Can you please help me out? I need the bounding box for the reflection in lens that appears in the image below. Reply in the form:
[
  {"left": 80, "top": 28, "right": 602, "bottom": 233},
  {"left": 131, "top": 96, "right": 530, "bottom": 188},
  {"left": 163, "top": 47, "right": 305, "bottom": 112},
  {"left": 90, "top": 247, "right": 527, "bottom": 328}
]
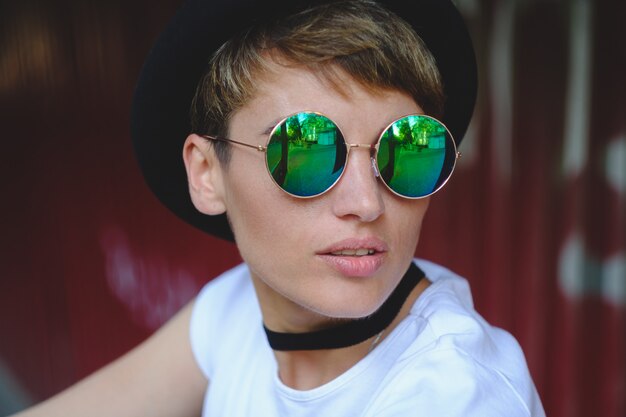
[
  {"left": 266, "top": 112, "right": 346, "bottom": 197},
  {"left": 377, "top": 115, "right": 455, "bottom": 198}
]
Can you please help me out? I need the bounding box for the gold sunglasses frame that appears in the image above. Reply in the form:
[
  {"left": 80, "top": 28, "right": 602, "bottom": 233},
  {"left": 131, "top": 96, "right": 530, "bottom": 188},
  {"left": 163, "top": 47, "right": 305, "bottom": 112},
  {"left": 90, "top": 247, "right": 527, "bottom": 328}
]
[{"left": 201, "top": 112, "right": 460, "bottom": 199}]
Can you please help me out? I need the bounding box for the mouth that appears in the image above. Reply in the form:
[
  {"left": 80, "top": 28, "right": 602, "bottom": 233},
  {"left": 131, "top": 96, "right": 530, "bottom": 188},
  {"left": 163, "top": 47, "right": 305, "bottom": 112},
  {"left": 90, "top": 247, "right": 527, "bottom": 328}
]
[
  {"left": 320, "top": 237, "right": 388, "bottom": 257},
  {"left": 317, "top": 238, "right": 387, "bottom": 277},
  {"left": 330, "top": 249, "right": 377, "bottom": 256}
]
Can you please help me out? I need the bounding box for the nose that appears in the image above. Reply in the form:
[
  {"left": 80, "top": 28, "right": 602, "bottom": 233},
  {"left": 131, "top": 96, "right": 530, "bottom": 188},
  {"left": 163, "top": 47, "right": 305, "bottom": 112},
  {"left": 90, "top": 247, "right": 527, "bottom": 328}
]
[{"left": 330, "top": 147, "right": 385, "bottom": 222}]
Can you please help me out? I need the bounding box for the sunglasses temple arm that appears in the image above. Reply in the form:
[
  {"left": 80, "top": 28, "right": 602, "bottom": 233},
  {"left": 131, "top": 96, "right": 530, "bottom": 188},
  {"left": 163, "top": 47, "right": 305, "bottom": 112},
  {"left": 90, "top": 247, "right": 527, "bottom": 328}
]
[{"left": 201, "top": 135, "right": 266, "bottom": 152}]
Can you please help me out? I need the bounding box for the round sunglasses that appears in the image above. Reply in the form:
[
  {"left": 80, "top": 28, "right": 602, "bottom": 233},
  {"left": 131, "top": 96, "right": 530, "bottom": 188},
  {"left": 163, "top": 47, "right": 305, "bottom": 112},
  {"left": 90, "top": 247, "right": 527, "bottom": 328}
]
[{"left": 202, "top": 112, "right": 459, "bottom": 199}]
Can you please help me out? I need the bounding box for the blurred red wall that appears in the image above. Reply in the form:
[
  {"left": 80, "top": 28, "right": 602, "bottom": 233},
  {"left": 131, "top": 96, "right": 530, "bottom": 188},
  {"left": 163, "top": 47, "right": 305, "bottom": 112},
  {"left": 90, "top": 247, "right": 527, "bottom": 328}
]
[{"left": 0, "top": 0, "right": 624, "bottom": 416}]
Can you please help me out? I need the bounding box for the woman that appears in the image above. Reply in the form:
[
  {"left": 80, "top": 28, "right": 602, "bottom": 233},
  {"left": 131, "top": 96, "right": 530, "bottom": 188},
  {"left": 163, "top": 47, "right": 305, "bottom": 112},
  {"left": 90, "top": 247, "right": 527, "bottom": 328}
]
[{"left": 14, "top": 0, "right": 545, "bottom": 416}]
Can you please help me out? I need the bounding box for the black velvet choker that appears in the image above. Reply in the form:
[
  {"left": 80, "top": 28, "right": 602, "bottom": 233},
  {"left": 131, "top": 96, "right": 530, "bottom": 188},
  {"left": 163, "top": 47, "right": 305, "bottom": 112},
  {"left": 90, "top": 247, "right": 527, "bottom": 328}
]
[{"left": 263, "top": 262, "right": 425, "bottom": 351}]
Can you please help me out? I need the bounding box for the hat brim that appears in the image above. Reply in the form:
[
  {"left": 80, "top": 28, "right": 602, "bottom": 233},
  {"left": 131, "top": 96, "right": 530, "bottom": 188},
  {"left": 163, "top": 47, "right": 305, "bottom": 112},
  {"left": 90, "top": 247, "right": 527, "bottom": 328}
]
[{"left": 131, "top": 0, "right": 477, "bottom": 241}]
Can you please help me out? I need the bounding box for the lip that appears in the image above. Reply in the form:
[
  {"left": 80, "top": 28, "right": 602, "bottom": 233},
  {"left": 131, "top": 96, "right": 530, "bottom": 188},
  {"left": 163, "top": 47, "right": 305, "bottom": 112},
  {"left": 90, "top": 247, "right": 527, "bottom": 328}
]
[{"left": 316, "top": 237, "right": 388, "bottom": 278}]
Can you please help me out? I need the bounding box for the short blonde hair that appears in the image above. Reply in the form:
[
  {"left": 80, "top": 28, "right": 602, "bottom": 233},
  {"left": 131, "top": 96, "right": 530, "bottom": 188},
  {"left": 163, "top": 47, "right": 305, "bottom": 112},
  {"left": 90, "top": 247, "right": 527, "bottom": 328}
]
[{"left": 191, "top": 0, "right": 444, "bottom": 163}]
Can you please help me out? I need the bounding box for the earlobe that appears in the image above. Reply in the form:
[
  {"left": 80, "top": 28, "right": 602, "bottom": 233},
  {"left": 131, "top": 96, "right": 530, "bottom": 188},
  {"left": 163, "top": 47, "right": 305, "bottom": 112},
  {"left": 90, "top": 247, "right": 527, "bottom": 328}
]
[{"left": 182, "top": 134, "right": 227, "bottom": 215}]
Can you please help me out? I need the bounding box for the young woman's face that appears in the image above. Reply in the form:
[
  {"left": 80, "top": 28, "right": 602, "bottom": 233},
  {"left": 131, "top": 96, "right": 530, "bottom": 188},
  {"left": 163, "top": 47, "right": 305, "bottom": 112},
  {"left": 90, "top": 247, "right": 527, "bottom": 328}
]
[{"left": 220, "top": 62, "right": 430, "bottom": 331}]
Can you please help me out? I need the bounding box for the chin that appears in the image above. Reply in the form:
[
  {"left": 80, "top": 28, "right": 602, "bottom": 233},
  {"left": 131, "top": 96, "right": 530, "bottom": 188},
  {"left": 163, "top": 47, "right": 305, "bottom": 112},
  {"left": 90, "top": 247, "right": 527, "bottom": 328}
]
[{"left": 305, "top": 292, "right": 386, "bottom": 320}]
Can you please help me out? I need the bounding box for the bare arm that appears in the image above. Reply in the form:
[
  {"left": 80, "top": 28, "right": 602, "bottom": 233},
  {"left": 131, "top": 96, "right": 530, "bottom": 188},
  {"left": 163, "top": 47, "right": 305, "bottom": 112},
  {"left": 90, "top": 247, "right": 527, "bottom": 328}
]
[{"left": 12, "top": 299, "right": 207, "bottom": 417}]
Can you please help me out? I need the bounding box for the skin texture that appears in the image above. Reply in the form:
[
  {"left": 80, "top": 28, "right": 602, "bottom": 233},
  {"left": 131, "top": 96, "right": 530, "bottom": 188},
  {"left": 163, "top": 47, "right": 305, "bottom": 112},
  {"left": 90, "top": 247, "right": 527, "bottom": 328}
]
[{"left": 184, "top": 61, "right": 432, "bottom": 389}]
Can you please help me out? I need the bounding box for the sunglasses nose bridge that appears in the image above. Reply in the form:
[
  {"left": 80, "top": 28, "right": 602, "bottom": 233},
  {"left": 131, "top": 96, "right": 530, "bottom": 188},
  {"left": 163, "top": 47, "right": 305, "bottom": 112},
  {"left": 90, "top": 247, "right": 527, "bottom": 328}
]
[
  {"left": 347, "top": 143, "right": 377, "bottom": 150},
  {"left": 346, "top": 142, "right": 379, "bottom": 177}
]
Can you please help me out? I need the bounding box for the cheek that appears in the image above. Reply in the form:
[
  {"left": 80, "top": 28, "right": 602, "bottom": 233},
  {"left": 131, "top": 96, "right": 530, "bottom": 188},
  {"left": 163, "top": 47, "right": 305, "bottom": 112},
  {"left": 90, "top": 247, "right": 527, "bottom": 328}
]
[
  {"left": 409, "top": 201, "right": 429, "bottom": 231},
  {"left": 387, "top": 197, "right": 430, "bottom": 250},
  {"left": 224, "top": 184, "right": 316, "bottom": 299},
  {"left": 224, "top": 176, "right": 273, "bottom": 241},
  {"left": 222, "top": 158, "right": 305, "bottom": 257}
]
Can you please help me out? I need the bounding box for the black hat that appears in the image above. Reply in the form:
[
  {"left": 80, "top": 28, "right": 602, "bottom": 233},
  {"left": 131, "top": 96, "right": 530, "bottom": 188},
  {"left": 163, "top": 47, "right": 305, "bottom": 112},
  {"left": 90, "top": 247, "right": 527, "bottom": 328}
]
[{"left": 131, "top": 0, "right": 477, "bottom": 241}]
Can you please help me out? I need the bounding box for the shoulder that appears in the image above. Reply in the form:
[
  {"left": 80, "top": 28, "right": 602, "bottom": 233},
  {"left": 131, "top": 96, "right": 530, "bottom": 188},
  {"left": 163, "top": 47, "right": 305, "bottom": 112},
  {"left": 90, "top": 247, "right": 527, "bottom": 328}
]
[
  {"left": 192, "top": 263, "right": 257, "bottom": 308},
  {"left": 190, "top": 263, "right": 257, "bottom": 340},
  {"left": 367, "top": 259, "right": 544, "bottom": 416},
  {"left": 370, "top": 345, "right": 542, "bottom": 416},
  {"left": 189, "top": 263, "right": 261, "bottom": 378},
  {"left": 412, "top": 258, "right": 516, "bottom": 351}
]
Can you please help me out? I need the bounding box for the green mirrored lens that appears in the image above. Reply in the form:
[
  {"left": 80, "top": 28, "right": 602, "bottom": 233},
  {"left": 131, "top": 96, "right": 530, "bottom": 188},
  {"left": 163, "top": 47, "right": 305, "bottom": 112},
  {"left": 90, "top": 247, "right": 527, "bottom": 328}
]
[
  {"left": 377, "top": 115, "right": 455, "bottom": 198},
  {"left": 266, "top": 113, "right": 346, "bottom": 197}
]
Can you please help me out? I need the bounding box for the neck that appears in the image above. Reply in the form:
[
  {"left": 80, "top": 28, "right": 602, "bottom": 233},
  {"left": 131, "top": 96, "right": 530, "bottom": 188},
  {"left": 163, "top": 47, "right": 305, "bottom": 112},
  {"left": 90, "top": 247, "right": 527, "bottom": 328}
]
[
  {"left": 273, "top": 279, "right": 429, "bottom": 390},
  {"left": 263, "top": 263, "right": 425, "bottom": 351}
]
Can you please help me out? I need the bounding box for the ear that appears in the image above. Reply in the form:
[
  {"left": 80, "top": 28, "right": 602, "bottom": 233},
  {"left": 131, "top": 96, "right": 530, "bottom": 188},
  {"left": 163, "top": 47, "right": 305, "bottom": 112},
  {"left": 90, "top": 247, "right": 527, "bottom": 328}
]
[{"left": 182, "top": 134, "right": 227, "bottom": 215}]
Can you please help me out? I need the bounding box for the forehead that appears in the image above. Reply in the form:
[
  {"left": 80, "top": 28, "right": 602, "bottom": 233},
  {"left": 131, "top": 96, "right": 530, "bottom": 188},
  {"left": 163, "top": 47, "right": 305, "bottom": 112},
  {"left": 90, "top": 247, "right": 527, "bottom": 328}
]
[{"left": 229, "top": 59, "right": 422, "bottom": 135}]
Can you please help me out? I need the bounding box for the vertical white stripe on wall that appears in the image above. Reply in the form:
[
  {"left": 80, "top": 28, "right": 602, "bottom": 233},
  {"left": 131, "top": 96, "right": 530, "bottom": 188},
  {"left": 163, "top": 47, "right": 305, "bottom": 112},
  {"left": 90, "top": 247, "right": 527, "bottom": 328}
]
[
  {"left": 562, "top": 0, "right": 593, "bottom": 177},
  {"left": 605, "top": 136, "right": 626, "bottom": 195},
  {"left": 603, "top": 253, "right": 626, "bottom": 306},
  {"left": 558, "top": 0, "right": 593, "bottom": 301},
  {"left": 488, "top": 0, "right": 516, "bottom": 181}
]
